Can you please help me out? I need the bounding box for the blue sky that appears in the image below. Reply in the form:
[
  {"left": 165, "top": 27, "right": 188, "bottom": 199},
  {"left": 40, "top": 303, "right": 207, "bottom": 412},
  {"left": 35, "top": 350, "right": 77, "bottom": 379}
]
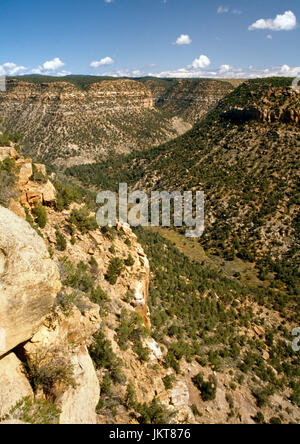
[{"left": 0, "top": 0, "right": 299, "bottom": 78}]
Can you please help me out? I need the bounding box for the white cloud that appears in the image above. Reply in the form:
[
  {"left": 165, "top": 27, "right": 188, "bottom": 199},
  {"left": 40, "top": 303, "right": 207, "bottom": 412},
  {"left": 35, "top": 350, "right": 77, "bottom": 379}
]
[
  {"left": 174, "top": 34, "right": 192, "bottom": 46},
  {"left": 249, "top": 10, "right": 297, "bottom": 31},
  {"left": 219, "top": 64, "right": 232, "bottom": 74},
  {"left": 90, "top": 57, "right": 114, "bottom": 68},
  {"left": 191, "top": 55, "right": 211, "bottom": 69},
  {"left": 217, "top": 6, "right": 229, "bottom": 14},
  {"left": 102, "top": 63, "right": 300, "bottom": 79},
  {"left": 42, "top": 57, "right": 65, "bottom": 71},
  {"left": 0, "top": 62, "right": 27, "bottom": 75}
]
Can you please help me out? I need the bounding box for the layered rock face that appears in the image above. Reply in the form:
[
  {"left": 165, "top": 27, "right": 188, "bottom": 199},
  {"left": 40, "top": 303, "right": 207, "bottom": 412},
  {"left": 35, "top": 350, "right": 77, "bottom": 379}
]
[
  {"left": 0, "top": 79, "right": 180, "bottom": 167},
  {"left": 0, "top": 205, "right": 101, "bottom": 423},
  {"left": 0, "top": 146, "right": 56, "bottom": 217},
  {"left": 222, "top": 87, "right": 300, "bottom": 125},
  {"left": 141, "top": 78, "right": 236, "bottom": 123},
  {"left": 1, "top": 79, "right": 153, "bottom": 108},
  {"left": 0, "top": 78, "right": 207, "bottom": 167},
  {"left": 0, "top": 206, "right": 61, "bottom": 355}
]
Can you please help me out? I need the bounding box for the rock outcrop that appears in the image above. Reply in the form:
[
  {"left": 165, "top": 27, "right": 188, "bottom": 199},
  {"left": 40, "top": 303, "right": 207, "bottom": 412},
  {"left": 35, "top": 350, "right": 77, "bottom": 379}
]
[
  {"left": 0, "top": 353, "right": 34, "bottom": 418},
  {"left": 0, "top": 206, "right": 61, "bottom": 356},
  {"left": 24, "top": 302, "right": 101, "bottom": 424},
  {"left": 0, "top": 204, "right": 101, "bottom": 423},
  {"left": 1, "top": 79, "right": 154, "bottom": 109},
  {"left": 0, "top": 78, "right": 199, "bottom": 167},
  {"left": 222, "top": 87, "right": 300, "bottom": 126}
]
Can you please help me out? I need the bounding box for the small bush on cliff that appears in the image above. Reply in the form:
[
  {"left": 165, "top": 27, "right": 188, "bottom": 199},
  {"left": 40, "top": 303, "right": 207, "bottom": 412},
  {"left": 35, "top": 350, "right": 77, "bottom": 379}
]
[
  {"left": 163, "top": 374, "right": 176, "bottom": 390},
  {"left": 68, "top": 207, "right": 98, "bottom": 234},
  {"left": 105, "top": 257, "right": 124, "bottom": 285},
  {"left": 133, "top": 341, "right": 150, "bottom": 363},
  {"left": 61, "top": 260, "right": 95, "bottom": 293},
  {"left": 89, "top": 330, "right": 124, "bottom": 386},
  {"left": 55, "top": 229, "right": 67, "bottom": 251},
  {"left": 0, "top": 130, "right": 22, "bottom": 146},
  {"left": 24, "top": 349, "right": 77, "bottom": 397},
  {"left": 135, "top": 398, "right": 175, "bottom": 424},
  {"left": 192, "top": 373, "right": 217, "bottom": 401},
  {"left": 0, "top": 159, "right": 17, "bottom": 207},
  {"left": 32, "top": 202, "right": 47, "bottom": 228},
  {"left": 6, "top": 397, "right": 61, "bottom": 425},
  {"left": 116, "top": 309, "right": 148, "bottom": 351},
  {"left": 124, "top": 254, "right": 135, "bottom": 267},
  {"left": 54, "top": 178, "right": 95, "bottom": 212}
]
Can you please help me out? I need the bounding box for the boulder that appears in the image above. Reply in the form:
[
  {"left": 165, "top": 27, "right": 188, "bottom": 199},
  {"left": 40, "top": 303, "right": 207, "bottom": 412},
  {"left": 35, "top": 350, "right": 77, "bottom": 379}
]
[
  {"left": 41, "top": 180, "right": 57, "bottom": 204},
  {"left": 0, "top": 353, "right": 34, "bottom": 418},
  {"left": 0, "top": 206, "right": 61, "bottom": 356},
  {"left": 57, "top": 346, "right": 100, "bottom": 424},
  {"left": 0, "top": 147, "right": 19, "bottom": 162},
  {"left": 16, "top": 159, "right": 32, "bottom": 186}
]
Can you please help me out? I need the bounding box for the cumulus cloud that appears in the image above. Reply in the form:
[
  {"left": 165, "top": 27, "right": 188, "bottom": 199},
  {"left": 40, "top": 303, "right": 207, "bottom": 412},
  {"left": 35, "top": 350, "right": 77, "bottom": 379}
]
[
  {"left": 190, "top": 55, "right": 211, "bottom": 69},
  {"left": 42, "top": 57, "right": 65, "bottom": 71},
  {"left": 219, "top": 64, "right": 232, "bottom": 74},
  {"left": 174, "top": 34, "right": 192, "bottom": 45},
  {"left": 249, "top": 10, "right": 297, "bottom": 31},
  {"left": 90, "top": 57, "right": 114, "bottom": 68},
  {"left": 0, "top": 62, "right": 27, "bottom": 76}
]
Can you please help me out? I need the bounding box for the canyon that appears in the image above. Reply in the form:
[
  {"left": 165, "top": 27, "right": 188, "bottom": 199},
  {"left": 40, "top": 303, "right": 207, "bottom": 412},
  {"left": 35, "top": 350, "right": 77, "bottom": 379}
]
[{"left": 0, "top": 77, "right": 233, "bottom": 167}]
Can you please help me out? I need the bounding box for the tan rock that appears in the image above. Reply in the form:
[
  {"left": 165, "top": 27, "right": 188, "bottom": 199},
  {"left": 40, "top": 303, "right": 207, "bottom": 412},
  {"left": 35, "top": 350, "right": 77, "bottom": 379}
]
[
  {"left": 0, "top": 146, "right": 19, "bottom": 162},
  {"left": 253, "top": 325, "right": 264, "bottom": 337},
  {"left": 57, "top": 346, "right": 100, "bottom": 424},
  {"left": 262, "top": 350, "right": 270, "bottom": 361},
  {"left": 33, "top": 163, "right": 46, "bottom": 176},
  {"left": 16, "top": 159, "right": 32, "bottom": 186},
  {"left": 8, "top": 199, "right": 26, "bottom": 220},
  {"left": 0, "top": 353, "right": 34, "bottom": 418},
  {"left": 22, "top": 300, "right": 100, "bottom": 425},
  {"left": 24, "top": 300, "right": 100, "bottom": 356},
  {"left": 0, "top": 206, "right": 61, "bottom": 356},
  {"left": 41, "top": 181, "right": 57, "bottom": 204}
]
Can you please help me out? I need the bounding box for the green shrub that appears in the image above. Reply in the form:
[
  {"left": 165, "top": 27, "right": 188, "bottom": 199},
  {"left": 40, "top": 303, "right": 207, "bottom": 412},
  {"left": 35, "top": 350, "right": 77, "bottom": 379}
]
[
  {"left": 105, "top": 257, "right": 124, "bottom": 285},
  {"left": 124, "top": 254, "right": 135, "bottom": 267},
  {"left": 0, "top": 159, "right": 17, "bottom": 207},
  {"left": 133, "top": 341, "right": 150, "bottom": 362},
  {"left": 89, "top": 330, "right": 122, "bottom": 371},
  {"left": 192, "top": 373, "right": 217, "bottom": 401},
  {"left": 136, "top": 398, "right": 174, "bottom": 424},
  {"left": 24, "top": 349, "right": 76, "bottom": 396},
  {"left": 116, "top": 309, "right": 148, "bottom": 351},
  {"left": 55, "top": 229, "right": 67, "bottom": 251},
  {"left": 32, "top": 203, "right": 47, "bottom": 228},
  {"left": 269, "top": 417, "right": 282, "bottom": 424},
  {"left": 68, "top": 207, "right": 98, "bottom": 233},
  {"left": 163, "top": 374, "right": 176, "bottom": 390},
  {"left": 252, "top": 411, "right": 265, "bottom": 424},
  {"left": 6, "top": 397, "right": 61, "bottom": 425},
  {"left": 124, "top": 381, "right": 137, "bottom": 409}
]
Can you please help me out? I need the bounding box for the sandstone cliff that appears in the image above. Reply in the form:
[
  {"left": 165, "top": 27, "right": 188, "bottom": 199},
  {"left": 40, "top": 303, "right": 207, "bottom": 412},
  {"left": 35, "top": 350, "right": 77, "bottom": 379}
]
[
  {"left": 0, "top": 79, "right": 189, "bottom": 167},
  {"left": 0, "top": 204, "right": 101, "bottom": 423}
]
